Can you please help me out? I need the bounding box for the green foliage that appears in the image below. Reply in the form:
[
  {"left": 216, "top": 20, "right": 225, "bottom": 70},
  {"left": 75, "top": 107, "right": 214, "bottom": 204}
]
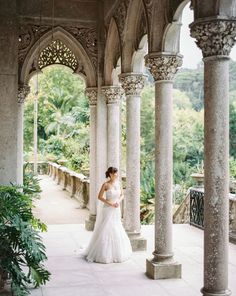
[
  {"left": 0, "top": 186, "right": 50, "bottom": 295},
  {"left": 230, "top": 157, "right": 236, "bottom": 179},
  {"left": 141, "top": 85, "right": 155, "bottom": 155},
  {"left": 43, "top": 136, "right": 65, "bottom": 158},
  {"left": 63, "top": 126, "right": 89, "bottom": 172},
  {"left": 140, "top": 162, "right": 155, "bottom": 224},
  {"left": 173, "top": 109, "right": 204, "bottom": 167},
  {"left": 24, "top": 65, "right": 88, "bottom": 172},
  {"left": 23, "top": 164, "right": 42, "bottom": 198},
  {"left": 174, "top": 66, "right": 204, "bottom": 111}
]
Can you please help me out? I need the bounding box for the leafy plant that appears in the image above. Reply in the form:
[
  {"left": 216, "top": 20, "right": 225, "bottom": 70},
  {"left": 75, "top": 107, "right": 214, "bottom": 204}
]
[
  {"left": 140, "top": 163, "right": 155, "bottom": 224},
  {"left": 0, "top": 185, "right": 50, "bottom": 295},
  {"left": 23, "top": 163, "right": 42, "bottom": 198}
]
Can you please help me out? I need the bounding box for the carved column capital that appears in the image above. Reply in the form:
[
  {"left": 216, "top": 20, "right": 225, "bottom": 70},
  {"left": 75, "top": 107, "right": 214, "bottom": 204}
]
[
  {"left": 18, "top": 84, "right": 30, "bottom": 103},
  {"left": 145, "top": 53, "right": 182, "bottom": 81},
  {"left": 190, "top": 20, "right": 236, "bottom": 58},
  {"left": 119, "top": 73, "right": 146, "bottom": 96},
  {"left": 85, "top": 87, "right": 98, "bottom": 106},
  {"left": 101, "top": 86, "right": 124, "bottom": 104}
]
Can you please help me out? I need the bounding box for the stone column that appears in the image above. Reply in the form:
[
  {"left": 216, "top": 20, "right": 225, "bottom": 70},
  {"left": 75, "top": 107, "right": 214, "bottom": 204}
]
[
  {"left": 190, "top": 20, "right": 236, "bottom": 296},
  {"left": 0, "top": 4, "right": 19, "bottom": 185},
  {"left": 17, "top": 85, "right": 30, "bottom": 185},
  {"left": 85, "top": 88, "right": 98, "bottom": 231},
  {"left": 145, "top": 53, "right": 182, "bottom": 279},
  {"left": 119, "top": 73, "right": 147, "bottom": 251},
  {"left": 102, "top": 86, "right": 123, "bottom": 169}
]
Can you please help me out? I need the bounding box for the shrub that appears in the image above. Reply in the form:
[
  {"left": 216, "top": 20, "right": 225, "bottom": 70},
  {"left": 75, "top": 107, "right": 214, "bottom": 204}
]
[{"left": 0, "top": 185, "right": 50, "bottom": 295}]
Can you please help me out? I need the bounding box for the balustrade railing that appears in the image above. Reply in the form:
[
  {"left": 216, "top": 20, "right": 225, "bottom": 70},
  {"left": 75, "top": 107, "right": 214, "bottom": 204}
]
[
  {"left": 189, "top": 189, "right": 204, "bottom": 229},
  {"left": 188, "top": 188, "right": 236, "bottom": 243}
]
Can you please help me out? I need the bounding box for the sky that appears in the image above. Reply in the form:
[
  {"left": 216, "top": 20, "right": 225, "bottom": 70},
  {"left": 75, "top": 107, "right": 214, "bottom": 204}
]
[{"left": 180, "top": 6, "right": 236, "bottom": 69}]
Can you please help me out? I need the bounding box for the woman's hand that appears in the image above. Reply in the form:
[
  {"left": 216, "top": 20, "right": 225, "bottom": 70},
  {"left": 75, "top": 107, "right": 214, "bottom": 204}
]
[{"left": 113, "top": 201, "right": 119, "bottom": 208}]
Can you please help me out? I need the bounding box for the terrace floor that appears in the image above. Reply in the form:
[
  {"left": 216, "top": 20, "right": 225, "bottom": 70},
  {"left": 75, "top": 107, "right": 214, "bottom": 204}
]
[{"left": 1, "top": 175, "right": 236, "bottom": 296}]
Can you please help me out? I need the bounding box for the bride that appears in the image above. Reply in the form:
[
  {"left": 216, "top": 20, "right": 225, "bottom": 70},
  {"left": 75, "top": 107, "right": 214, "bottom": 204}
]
[{"left": 84, "top": 167, "right": 132, "bottom": 263}]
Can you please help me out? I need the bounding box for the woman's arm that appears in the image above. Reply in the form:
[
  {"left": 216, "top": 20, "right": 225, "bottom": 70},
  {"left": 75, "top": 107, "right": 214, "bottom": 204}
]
[{"left": 98, "top": 183, "right": 116, "bottom": 207}]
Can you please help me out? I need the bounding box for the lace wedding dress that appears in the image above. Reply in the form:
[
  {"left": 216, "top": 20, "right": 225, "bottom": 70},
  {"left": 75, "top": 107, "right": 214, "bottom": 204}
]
[{"left": 84, "top": 181, "right": 132, "bottom": 263}]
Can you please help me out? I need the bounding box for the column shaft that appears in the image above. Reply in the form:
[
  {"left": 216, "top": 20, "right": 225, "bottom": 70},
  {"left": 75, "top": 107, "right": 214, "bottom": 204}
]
[
  {"left": 145, "top": 53, "right": 182, "bottom": 279},
  {"left": 102, "top": 86, "right": 122, "bottom": 169},
  {"left": 190, "top": 19, "right": 236, "bottom": 296},
  {"left": 125, "top": 94, "right": 140, "bottom": 233},
  {"left": 16, "top": 103, "right": 24, "bottom": 185},
  {"left": 154, "top": 81, "right": 173, "bottom": 259},
  {"left": 85, "top": 88, "right": 97, "bottom": 231},
  {"left": 0, "top": 7, "right": 18, "bottom": 185},
  {"left": 107, "top": 102, "right": 120, "bottom": 168},
  {"left": 203, "top": 57, "right": 230, "bottom": 296},
  {"left": 120, "top": 73, "right": 147, "bottom": 251}
]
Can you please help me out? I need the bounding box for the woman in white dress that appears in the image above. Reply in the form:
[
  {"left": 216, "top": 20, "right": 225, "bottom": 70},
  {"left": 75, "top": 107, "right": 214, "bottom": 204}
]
[{"left": 84, "top": 167, "right": 132, "bottom": 263}]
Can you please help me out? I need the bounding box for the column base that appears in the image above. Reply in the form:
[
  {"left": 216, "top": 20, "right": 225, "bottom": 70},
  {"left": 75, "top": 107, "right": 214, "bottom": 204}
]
[
  {"left": 146, "top": 258, "right": 181, "bottom": 279},
  {"left": 201, "top": 288, "right": 231, "bottom": 296},
  {"left": 127, "top": 232, "right": 147, "bottom": 251},
  {"left": 85, "top": 214, "right": 96, "bottom": 231}
]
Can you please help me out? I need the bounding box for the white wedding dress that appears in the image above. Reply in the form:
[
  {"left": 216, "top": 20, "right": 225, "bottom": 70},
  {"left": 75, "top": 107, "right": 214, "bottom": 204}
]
[{"left": 84, "top": 181, "right": 132, "bottom": 263}]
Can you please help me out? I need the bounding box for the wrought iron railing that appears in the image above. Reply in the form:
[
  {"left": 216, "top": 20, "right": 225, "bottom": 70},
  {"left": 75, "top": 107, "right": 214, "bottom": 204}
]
[{"left": 190, "top": 189, "right": 204, "bottom": 229}]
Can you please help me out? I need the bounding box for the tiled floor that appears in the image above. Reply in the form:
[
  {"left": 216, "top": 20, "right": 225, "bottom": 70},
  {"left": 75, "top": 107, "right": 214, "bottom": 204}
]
[{"left": 27, "top": 223, "right": 236, "bottom": 296}]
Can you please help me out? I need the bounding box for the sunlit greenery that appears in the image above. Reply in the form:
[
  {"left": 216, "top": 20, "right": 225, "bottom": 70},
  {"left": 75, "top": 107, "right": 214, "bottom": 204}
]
[
  {"left": 23, "top": 63, "right": 236, "bottom": 224},
  {"left": 24, "top": 65, "right": 89, "bottom": 173}
]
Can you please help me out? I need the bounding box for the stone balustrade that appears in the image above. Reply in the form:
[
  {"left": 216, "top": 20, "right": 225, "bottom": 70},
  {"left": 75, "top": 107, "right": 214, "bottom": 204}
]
[
  {"left": 24, "top": 161, "right": 49, "bottom": 175},
  {"left": 48, "top": 162, "right": 90, "bottom": 209}
]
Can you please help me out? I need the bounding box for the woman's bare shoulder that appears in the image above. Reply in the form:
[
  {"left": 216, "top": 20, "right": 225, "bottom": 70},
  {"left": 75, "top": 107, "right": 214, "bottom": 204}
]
[{"left": 102, "top": 181, "right": 109, "bottom": 190}]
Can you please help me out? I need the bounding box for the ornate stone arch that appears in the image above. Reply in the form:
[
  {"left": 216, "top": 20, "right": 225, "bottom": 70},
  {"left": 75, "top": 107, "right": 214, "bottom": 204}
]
[
  {"left": 162, "top": 0, "right": 190, "bottom": 53},
  {"left": 104, "top": 18, "right": 121, "bottom": 85},
  {"left": 19, "top": 26, "right": 97, "bottom": 87},
  {"left": 121, "top": 0, "right": 148, "bottom": 72},
  {"left": 131, "top": 34, "right": 148, "bottom": 73}
]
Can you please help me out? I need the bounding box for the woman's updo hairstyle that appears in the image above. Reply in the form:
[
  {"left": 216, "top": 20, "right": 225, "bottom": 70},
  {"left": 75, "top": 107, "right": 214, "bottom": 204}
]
[{"left": 105, "top": 167, "right": 118, "bottom": 178}]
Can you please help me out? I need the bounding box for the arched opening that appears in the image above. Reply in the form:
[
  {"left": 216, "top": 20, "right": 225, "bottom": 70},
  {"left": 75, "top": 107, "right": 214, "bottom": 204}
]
[
  {"left": 24, "top": 65, "right": 90, "bottom": 224},
  {"left": 20, "top": 28, "right": 96, "bottom": 225}
]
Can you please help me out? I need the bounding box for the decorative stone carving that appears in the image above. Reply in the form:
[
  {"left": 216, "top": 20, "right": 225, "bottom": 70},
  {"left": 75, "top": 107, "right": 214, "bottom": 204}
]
[
  {"left": 137, "top": 9, "right": 147, "bottom": 48},
  {"left": 18, "top": 24, "right": 97, "bottom": 79},
  {"left": 85, "top": 87, "right": 98, "bottom": 106},
  {"left": 190, "top": 20, "right": 236, "bottom": 58},
  {"left": 102, "top": 86, "right": 124, "bottom": 104},
  {"left": 38, "top": 39, "right": 80, "bottom": 72},
  {"left": 145, "top": 53, "right": 182, "bottom": 81},
  {"left": 114, "top": 0, "right": 130, "bottom": 43},
  {"left": 119, "top": 74, "right": 146, "bottom": 96},
  {"left": 18, "top": 84, "right": 30, "bottom": 104},
  {"left": 18, "top": 25, "right": 51, "bottom": 65},
  {"left": 142, "top": 0, "right": 153, "bottom": 35},
  {"left": 66, "top": 27, "right": 97, "bottom": 70}
]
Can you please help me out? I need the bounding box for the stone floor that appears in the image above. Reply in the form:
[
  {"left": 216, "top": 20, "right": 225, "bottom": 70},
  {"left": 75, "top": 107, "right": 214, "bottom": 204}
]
[
  {"left": 33, "top": 175, "right": 88, "bottom": 224},
  {"left": 30, "top": 175, "right": 236, "bottom": 296},
  {"left": 27, "top": 223, "right": 236, "bottom": 296},
  {"left": 1, "top": 175, "right": 236, "bottom": 296}
]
